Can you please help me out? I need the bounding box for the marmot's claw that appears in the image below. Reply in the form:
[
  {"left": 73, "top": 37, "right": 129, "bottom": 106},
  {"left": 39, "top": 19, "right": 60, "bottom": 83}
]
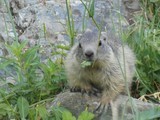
[
  {"left": 92, "top": 87, "right": 102, "bottom": 95},
  {"left": 81, "top": 89, "right": 86, "bottom": 95},
  {"left": 70, "top": 86, "right": 101, "bottom": 96},
  {"left": 94, "top": 103, "right": 109, "bottom": 117},
  {"left": 70, "top": 87, "right": 81, "bottom": 92},
  {"left": 94, "top": 103, "right": 103, "bottom": 114},
  {"left": 86, "top": 87, "right": 102, "bottom": 97},
  {"left": 70, "top": 87, "right": 89, "bottom": 94}
]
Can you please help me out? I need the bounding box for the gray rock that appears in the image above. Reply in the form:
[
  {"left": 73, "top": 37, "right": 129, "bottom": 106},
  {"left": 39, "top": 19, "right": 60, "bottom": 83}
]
[
  {"left": 50, "top": 90, "right": 159, "bottom": 120},
  {"left": 0, "top": 0, "right": 142, "bottom": 59},
  {"left": 0, "top": 0, "right": 16, "bottom": 45},
  {"left": 10, "top": 0, "right": 25, "bottom": 14},
  {"left": 9, "top": 0, "right": 129, "bottom": 62},
  {"left": 122, "top": 0, "right": 141, "bottom": 24}
]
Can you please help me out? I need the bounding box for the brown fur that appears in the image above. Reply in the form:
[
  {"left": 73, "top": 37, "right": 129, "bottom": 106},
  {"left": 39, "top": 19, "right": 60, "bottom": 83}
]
[{"left": 65, "top": 29, "right": 135, "bottom": 111}]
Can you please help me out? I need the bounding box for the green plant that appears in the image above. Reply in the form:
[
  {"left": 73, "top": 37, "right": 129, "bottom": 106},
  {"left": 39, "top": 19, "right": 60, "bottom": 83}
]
[
  {"left": 126, "top": 1, "right": 160, "bottom": 97},
  {"left": 0, "top": 41, "right": 66, "bottom": 119},
  {"left": 66, "top": 0, "right": 75, "bottom": 47},
  {"left": 141, "top": 0, "right": 160, "bottom": 25},
  {"left": 80, "top": 0, "right": 99, "bottom": 30},
  {"left": 61, "top": 109, "right": 94, "bottom": 120},
  {"left": 77, "top": 109, "right": 94, "bottom": 120}
]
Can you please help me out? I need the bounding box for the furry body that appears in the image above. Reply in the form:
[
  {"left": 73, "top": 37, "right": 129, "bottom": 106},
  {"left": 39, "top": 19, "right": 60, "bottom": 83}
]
[{"left": 65, "top": 29, "right": 135, "bottom": 105}]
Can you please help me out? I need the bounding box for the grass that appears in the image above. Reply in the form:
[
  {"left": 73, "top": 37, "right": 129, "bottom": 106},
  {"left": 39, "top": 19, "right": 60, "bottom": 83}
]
[
  {"left": 0, "top": 0, "right": 160, "bottom": 119},
  {"left": 66, "top": 0, "right": 75, "bottom": 47},
  {"left": 125, "top": 1, "right": 160, "bottom": 119},
  {"left": 127, "top": 0, "right": 160, "bottom": 98}
]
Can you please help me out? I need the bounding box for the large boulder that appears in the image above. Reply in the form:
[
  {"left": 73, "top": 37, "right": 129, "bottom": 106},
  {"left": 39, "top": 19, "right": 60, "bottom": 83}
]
[{"left": 49, "top": 90, "right": 159, "bottom": 120}]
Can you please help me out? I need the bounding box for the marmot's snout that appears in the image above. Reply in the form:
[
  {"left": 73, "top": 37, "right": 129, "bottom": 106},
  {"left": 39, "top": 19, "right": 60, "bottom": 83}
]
[{"left": 84, "top": 49, "right": 94, "bottom": 61}]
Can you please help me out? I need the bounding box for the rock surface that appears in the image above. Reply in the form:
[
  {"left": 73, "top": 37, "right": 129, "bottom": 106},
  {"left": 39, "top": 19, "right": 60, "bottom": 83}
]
[
  {"left": 0, "top": 0, "right": 141, "bottom": 59},
  {"left": 50, "top": 90, "right": 159, "bottom": 120}
]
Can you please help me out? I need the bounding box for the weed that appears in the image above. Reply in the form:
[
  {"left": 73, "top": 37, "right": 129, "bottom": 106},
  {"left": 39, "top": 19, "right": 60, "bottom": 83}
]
[
  {"left": 0, "top": 41, "right": 66, "bottom": 119},
  {"left": 127, "top": 7, "right": 160, "bottom": 96}
]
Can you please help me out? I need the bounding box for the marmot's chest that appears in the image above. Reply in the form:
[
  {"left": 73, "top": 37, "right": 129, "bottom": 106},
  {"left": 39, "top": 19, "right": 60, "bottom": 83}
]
[
  {"left": 86, "top": 69, "right": 102, "bottom": 78},
  {"left": 82, "top": 67, "right": 105, "bottom": 85}
]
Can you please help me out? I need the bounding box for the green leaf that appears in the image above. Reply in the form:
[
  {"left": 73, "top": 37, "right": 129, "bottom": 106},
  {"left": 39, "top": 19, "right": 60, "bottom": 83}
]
[
  {"left": 138, "top": 107, "right": 160, "bottom": 120},
  {"left": 62, "top": 111, "right": 76, "bottom": 120},
  {"left": 23, "top": 46, "right": 39, "bottom": 69},
  {"left": 6, "top": 41, "right": 28, "bottom": 57},
  {"left": 36, "top": 105, "right": 49, "bottom": 120},
  {"left": 150, "top": 0, "right": 159, "bottom": 3},
  {"left": 78, "top": 109, "right": 94, "bottom": 120},
  {"left": 56, "top": 45, "right": 70, "bottom": 50},
  {"left": 0, "top": 103, "right": 11, "bottom": 116},
  {"left": 51, "top": 106, "right": 66, "bottom": 120},
  {"left": 17, "top": 96, "right": 29, "bottom": 119},
  {"left": 0, "top": 58, "right": 15, "bottom": 69},
  {"left": 28, "top": 108, "right": 36, "bottom": 120},
  {"left": 89, "top": 0, "right": 95, "bottom": 17},
  {"left": 81, "top": 61, "right": 92, "bottom": 68}
]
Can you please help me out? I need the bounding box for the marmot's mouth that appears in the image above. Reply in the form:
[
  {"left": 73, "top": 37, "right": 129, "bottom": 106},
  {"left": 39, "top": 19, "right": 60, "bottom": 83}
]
[
  {"left": 85, "top": 56, "right": 95, "bottom": 62},
  {"left": 81, "top": 60, "right": 92, "bottom": 68}
]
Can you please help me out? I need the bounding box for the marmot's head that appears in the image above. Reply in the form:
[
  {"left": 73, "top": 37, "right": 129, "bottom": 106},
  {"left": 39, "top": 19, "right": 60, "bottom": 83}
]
[{"left": 76, "top": 29, "right": 118, "bottom": 65}]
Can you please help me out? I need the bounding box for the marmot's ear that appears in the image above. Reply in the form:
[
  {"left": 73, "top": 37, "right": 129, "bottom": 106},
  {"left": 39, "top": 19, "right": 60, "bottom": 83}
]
[
  {"left": 100, "top": 32, "right": 107, "bottom": 41},
  {"left": 76, "top": 34, "right": 82, "bottom": 41}
]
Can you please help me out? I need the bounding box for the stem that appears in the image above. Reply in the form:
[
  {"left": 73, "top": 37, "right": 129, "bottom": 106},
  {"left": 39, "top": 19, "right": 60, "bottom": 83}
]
[
  {"left": 80, "top": 0, "right": 100, "bottom": 30},
  {"left": 3, "top": 0, "right": 18, "bottom": 42},
  {"left": 30, "top": 97, "right": 55, "bottom": 108},
  {"left": 66, "top": 0, "right": 74, "bottom": 47}
]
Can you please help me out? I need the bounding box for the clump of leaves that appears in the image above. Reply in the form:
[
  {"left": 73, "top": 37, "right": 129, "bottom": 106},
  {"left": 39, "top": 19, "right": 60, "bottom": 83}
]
[
  {"left": 0, "top": 41, "right": 66, "bottom": 119},
  {"left": 77, "top": 109, "right": 94, "bottom": 120}
]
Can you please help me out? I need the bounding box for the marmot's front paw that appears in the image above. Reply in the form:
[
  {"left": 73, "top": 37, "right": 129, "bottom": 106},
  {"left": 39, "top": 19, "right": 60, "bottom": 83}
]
[
  {"left": 70, "top": 86, "right": 101, "bottom": 96},
  {"left": 70, "top": 86, "right": 81, "bottom": 92}
]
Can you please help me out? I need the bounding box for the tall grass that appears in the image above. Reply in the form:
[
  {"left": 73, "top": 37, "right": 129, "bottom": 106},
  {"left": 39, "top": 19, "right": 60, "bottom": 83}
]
[
  {"left": 66, "top": 0, "right": 75, "bottom": 47},
  {"left": 124, "top": 2, "right": 160, "bottom": 118},
  {"left": 126, "top": 0, "right": 160, "bottom": 97}
]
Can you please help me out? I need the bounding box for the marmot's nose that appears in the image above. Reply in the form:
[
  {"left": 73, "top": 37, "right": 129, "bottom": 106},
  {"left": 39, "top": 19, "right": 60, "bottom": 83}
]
[{"left": 85, "top": 50, "right": 94, "bottom": 58}]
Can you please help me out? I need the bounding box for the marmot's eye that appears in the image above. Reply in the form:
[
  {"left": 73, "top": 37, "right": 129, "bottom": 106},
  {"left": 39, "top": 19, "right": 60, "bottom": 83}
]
[
  {"left": 99, "top": 40, "right": 102, "bottom": 46},
  {"left": 103, "top": 37, "right": 106, "bottom": 41},
  {"left": 79, "top": 43, "right": 82, "bottom": 48}
]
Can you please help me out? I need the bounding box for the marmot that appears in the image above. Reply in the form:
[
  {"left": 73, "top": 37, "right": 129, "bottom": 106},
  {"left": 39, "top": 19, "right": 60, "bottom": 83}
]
[{"left": 65, "top": 29, "right": 135, "bottom": 117}]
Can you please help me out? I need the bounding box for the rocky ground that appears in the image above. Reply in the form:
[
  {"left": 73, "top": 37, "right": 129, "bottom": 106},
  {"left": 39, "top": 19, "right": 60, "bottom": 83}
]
[{"left": 48, "top": 90, "right": 159, "bottom": 120}]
